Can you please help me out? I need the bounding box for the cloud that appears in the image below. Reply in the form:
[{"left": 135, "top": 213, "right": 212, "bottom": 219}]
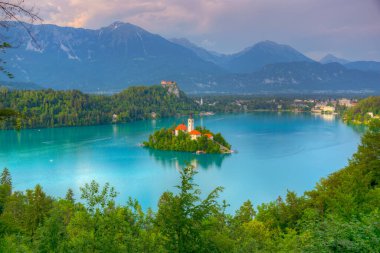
[{"left": 27, "top": 0, "right": 380, "bottom": 60}]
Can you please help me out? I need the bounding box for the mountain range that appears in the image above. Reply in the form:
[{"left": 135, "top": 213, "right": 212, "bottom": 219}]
[{"left": 1, "top": 21, "right": 379, "bottom": 93}]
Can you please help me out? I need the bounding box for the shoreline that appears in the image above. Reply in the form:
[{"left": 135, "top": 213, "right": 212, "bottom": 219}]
[{"left": 0, "top": 110, "right": 346, "bottom": 132}]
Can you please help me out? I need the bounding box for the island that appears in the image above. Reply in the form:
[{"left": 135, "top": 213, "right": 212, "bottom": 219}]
[{"left": 143, "top": 115, "right": 232, "bottom": 154}]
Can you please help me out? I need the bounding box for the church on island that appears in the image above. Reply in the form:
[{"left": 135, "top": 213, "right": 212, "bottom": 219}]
[
  {"left": 175, "top": 115, "right": 213, "bottom": 141},
  {"left": 143, "top": 114, "right": 231, "bottom": 154}
]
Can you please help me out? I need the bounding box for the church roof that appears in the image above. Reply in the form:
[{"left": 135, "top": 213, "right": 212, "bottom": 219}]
[
  {"left": 189, "top": 130, "right": 201, "bottom": 135},
  {"left": 175, "top": 124, "right": 187, "bottom": 131}
]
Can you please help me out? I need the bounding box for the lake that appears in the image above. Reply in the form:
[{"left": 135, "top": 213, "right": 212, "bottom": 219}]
[{"left": 0, "top": 113, "right": 362, "bottom": 211}]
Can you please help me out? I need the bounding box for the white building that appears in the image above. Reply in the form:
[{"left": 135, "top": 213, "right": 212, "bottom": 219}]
[
  {"left": 189, "top": 130, "right": 201, "bottom": 140},
  {"left": 188, "top": 115, "right": 194, "bottom": 132},
  {"left": 338, "top": 98, "right": 354, "bottom": 107}
]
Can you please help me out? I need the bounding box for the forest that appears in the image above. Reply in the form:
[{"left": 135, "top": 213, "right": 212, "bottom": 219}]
[
  {"left": 0, "top": 86, "right": 199, "bottom": 129},
  {"left": 344, "top": 96, "right": 380, "bottom": 124},
  {"left": 3, "top": 84, "right": 374, "bottom": 131},
  {"left": 143, "top": 126, "right": 231, "bottom": 154},
  {"left": 0, "top": 120, "right": 379, "bottom": 252}
]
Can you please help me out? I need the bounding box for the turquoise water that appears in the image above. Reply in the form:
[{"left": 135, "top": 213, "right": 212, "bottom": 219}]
[{"left": 0, "top": 113, "right": 362, "bottom": 211}]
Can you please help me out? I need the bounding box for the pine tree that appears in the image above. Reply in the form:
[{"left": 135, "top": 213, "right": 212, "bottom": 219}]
[
  {"left": 65, "top": 188, "right": 75, "bottom": 203},
  {"left": 1, "top": 167, "right": 12, "bottom": 188},
  {"left": 0, "top": 167, "right": 12, "bottom": 213}
]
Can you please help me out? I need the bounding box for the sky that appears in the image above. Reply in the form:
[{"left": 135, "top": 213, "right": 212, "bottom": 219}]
[{"left": 28, "top": 0, "right": 380, "bottom": 61}]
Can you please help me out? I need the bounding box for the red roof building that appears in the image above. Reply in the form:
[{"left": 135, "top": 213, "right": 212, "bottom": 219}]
[
  {"left": 175, "top": 124, "right": 187, "bottom": 131},
  {"left": 189, "top": 130, "right": 201, "bottom": 135},
  {"left": 161, "top": 80, "right": 177, "bottom": 87},
  {"left": 204, "top": 133, "right": 213, "bottom": 139},
  {"left": 175, "top": 124, "right": 187, "bottom": 136},
  {"left": 189, "top": 130, "right": 201, "bottom": 140}
]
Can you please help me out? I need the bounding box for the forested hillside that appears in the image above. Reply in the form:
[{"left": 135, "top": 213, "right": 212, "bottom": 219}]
[
  {"left": 344, "top": 96, "right": 380, "bottom": 124},
  {"left": 0, "top": 85, "right": 199, "bottom": 129},
  {"left": 0, "top": 120, "right": 379, "bottom": 252}
]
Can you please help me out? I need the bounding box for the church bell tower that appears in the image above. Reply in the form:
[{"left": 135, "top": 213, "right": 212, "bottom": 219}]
[{"left": 188, "top": 114, "right": 194, "bottom": 132}]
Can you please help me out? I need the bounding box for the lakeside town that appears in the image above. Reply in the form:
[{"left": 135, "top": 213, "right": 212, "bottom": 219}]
[
  {"left": 195, "top": 94, "right": 379, "bottom": 118},
  {"left": 160, "top": 80, "right": 366, "bottom": 114},
  {"left": 159, "top": 80, "right": 380, "bottom": 123}
]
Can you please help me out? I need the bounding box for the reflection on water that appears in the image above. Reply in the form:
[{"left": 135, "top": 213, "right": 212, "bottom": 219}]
[
  {"left": 313, "top": 113, "right": 336, "bottom": 122},
  {"left": 319, "top": 114, "right": 335, "bottom": 121},
  {"left": 0, "top": 113, "right": 363, "bottom": 211},
  {"left": 146, "top": 148, "right": 229, "bottom": 170}
]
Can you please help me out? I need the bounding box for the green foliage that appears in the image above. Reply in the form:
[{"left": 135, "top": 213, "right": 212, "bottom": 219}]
[
  {"left": 213, "top": 132, "right": 231, "bottom": 150},
  {"left": 156, "top": 166, "right": 224, "bottom": 252},
  {"left": 0, "top": 86, "right": 200, "bottom": 129},
  {"left": 143, "top": 126, "right": 231, "bottom": 154},
  {"left": 0, "top": 107, "right": 21, "bottom": 130},
  {"left": 344, "top": 96, "right": 380, "bottom": 124},
  {"left": 80, "top": 180, "right": 117, "bottom": 215},
  {"left": 0, "top": 121, "right": 379, "bottom": 251},
  {"left": 305, "top": 119, "right": 380, "bottom": 219},
  {"left": 299, "top": 212, "right": 380, "bottom": 252},
  {"left": 234, "top": 200, "right": 256, "bottom": 224},
  {"left": 0, "top": 168, "right": 12, "bottom": 214},
  {"left": 65, "top": 188, "right": 75, "bottom": 203},
  {"left": 0, "top": 168, "right": 11, "bottom": 188},
  {"left": 0, "top": 108, "right": 17, "bottom": 119}
]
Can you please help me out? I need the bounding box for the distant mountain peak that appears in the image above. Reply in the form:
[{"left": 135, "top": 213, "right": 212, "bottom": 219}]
[
  {"left": 255, "top": 40, "right": 279, "bottom": 46},
  {"left": 254, "top": 40, "right": 289, "bottom": 48},
  {"left": 111, "top": 20, "right": 125, "bottom": 26},
  {"left": 238, "top": 40, "right": 301, "bottom": 56},
  {"left": 103, "top": 21, "right": 145, "bottom": 32},
  {"left": 320, "top": 54, "right": 349, "bottom": 64},
  {"left": 227, "top": 40, "right": 313, "bottom": 73},
  {"left": 108, "top": 21, "right": 128, "bottom": 27}
]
